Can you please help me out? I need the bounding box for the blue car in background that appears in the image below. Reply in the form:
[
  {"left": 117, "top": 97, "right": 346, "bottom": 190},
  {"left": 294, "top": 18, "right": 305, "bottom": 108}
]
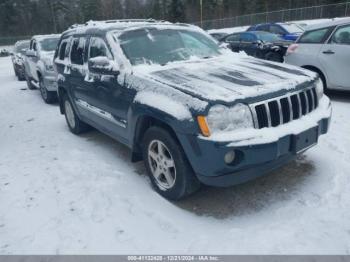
[{"left": 247, "top": 22, "right": 304, "bottom": 41}]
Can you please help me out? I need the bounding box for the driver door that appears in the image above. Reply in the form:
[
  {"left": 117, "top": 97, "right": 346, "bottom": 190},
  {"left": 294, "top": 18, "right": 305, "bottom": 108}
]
[
  {"left": 86, "top": 37, "right": 130, "bottom": 141},
  {"left": 239, "top": 33, "right": 258, "bottom": 56},
  {"left": 224, "top": 34, "right": 241, "bottom": 52}
]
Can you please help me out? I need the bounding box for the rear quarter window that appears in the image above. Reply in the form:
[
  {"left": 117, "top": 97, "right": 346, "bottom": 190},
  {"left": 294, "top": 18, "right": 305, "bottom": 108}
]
[{"left": 298, "top": 27, "right": 334, "bottom": 44}]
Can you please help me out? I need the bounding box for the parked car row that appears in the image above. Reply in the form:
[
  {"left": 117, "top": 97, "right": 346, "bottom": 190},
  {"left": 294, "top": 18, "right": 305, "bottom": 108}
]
[
  {"left": 9, "top": 19, "right": 333, "bottom": 200},
  {"left": 210, "top": 22, "right": 305, "bottom": 62},
  {"left": 210, "top": 18, "right": 350, "bottom": 92}
]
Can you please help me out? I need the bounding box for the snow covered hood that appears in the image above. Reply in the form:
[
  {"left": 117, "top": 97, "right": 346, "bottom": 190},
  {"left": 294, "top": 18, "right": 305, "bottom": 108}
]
[{"left": 133, "top": 52, "right": 317, "bottom": 104}]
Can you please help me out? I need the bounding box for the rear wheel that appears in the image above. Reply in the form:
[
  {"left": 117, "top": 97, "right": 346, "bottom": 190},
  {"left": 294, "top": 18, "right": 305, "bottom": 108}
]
[
  {"left": 39, "top": 77, "right": 57, "bottom": 104},
  {"left": 142, "top": 127, "right": 200, "bottom": 200},
  {"left": 62, "top": 94, "right": 90, "bottom": 135}
]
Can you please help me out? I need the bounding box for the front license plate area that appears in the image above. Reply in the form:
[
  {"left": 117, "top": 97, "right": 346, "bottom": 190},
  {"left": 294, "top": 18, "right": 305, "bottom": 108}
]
[{"left": 292, "top": 127, "right": 319, "bottom": 154}]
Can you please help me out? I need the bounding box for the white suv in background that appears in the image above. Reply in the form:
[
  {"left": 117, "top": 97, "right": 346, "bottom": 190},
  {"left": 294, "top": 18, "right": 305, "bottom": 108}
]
[{"left": 285, "top": 18, "right": 350, "bottom": 91}]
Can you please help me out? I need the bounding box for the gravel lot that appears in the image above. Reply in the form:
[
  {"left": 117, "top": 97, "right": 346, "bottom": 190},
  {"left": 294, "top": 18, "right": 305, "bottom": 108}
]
[{"left": 0, "top": 56, "right": 349, "bottom": 254}]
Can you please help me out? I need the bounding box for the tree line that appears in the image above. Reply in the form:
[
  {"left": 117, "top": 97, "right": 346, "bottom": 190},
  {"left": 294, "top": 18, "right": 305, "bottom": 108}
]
[{"left": 0, "top": 0, "right": 347, "bottom": 37}]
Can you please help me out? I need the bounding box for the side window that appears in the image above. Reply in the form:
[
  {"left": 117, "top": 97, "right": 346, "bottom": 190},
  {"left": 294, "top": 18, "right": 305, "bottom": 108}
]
[
  {"left": 331, "top": 25, "right": 350, "bottom": 45},
  {"left": 225, "top": 34, "right": 240, "bottom": 42},
  {"left": 240, "top": 33, "right": 256, "bottom": 42},
  {"left": 88, "top": 37, "right": 112, "bottom": 59},
  {"left": 33, "top": 41, "right": 37, "bottom": 51},
  {"left": 270, "top": 25, "right": 285, "bottom": 35},
  {"left": 70, "top": 37, "right": 86, "bottom": 65},
  {"left": 298, "top": 27, "right": 332, "bottom": 44},
  {"left": 58, "top": 41, "right": 68, "bottom": 61},
  {"left": 259, "top": 25, "right": 270, "bottom": 32}
]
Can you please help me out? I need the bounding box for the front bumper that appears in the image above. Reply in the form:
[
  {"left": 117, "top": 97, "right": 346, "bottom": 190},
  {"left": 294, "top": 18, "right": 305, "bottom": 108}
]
[
  {"left": 42, "top": 73, "right": 58, "bottom": 92},
  {"left": 178, "top": 96, "right": 332, "bottom": 187}
]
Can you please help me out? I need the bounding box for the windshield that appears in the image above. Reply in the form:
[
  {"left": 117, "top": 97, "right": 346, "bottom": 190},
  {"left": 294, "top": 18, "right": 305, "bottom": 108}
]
[
  {"left": 15, "top": 41, "right": 30, "bottom": 54},
  {"left": 117, "top": 28, "right": 221, "bottom": 66},
  {"left": 40, "top": 38, "right": 60, "bottom": 52},
  {"left": 256, "top": 32, "right": 283, "bottom": 42},
  {"left": 281, "top": 24, "right": 304, "bottom": 34}
]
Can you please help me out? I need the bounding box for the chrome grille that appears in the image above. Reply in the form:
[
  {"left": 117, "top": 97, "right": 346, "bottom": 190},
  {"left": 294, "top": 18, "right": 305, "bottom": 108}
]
[{"left": 251, "top": 87, "right": 319, "bottom": 129}]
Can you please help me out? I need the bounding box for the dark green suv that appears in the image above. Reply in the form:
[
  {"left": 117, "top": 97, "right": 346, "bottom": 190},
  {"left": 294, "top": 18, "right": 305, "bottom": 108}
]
[{"left": 54, "top": 20, "right": 331, "bottom": 200}]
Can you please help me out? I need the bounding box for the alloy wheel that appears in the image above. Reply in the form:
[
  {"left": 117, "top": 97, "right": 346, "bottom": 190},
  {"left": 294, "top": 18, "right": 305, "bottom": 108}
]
[{"left": 148, "top": 140, "right": 176, "bottom": 190}]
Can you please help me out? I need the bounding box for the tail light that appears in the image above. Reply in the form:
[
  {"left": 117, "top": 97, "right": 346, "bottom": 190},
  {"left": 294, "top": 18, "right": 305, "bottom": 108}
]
[{"left": 287, "top": 44, "right": 299, "bottom": 55}]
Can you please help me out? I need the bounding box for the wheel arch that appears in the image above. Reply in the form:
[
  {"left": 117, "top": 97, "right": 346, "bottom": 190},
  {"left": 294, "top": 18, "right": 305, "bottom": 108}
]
[
  {"left": 131, "top": 114, "right": 182, "bottom": 163},
  {"left": 302, "top": 65, "right": 327, "bottom": 88}
]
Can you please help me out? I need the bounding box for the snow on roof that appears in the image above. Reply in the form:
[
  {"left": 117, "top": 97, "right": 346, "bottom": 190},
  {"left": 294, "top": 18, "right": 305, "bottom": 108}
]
[
  {"left": 63, "top": 19, "right": 198, "bottom": 36},
  {"left": 305, "top": 17, "right": 350, "bottom": 31},
  {"left": 32, "top": 34, "right": 61, "bottom": 41}
]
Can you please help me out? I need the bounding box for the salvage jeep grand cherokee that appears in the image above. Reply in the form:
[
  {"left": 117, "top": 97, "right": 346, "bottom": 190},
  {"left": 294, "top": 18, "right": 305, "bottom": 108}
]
[{"left": 54, "top": 20, "right": 332, "bottom": 200}]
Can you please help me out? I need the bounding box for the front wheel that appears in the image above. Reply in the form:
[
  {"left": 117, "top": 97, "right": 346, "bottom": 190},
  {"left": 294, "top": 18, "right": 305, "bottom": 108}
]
[
  {"left": 25, "top": 72, "right": 36, "bottom": 90},
  {"left": 142, "top": 127, "right": 200, "bottom": 200},
  {"left": 62, "top": 94, "right": 90, "bottom": 135},
  {"left": 39, "top": 78, "right": 57, "bottom": 104}
]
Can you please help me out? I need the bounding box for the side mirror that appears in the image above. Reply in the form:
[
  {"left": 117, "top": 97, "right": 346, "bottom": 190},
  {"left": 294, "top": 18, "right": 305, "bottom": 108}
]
[
  {"left": 88, "top": 57, "right": 120, "bottom": 76},
  {"left": 26, "top": 49, "right": 37, "bottom": 57}
]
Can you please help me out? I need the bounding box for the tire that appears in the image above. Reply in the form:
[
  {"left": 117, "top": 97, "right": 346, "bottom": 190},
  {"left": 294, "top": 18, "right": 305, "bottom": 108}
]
[
  {"left": 265, "top": 52, "right": 283, "bottom": 63},
  {"left": 14, "top": 67, "right": 18, "bottom": 77},
  {"left": 142, "top": 127, "right": 200, "bottom": 200},
  {"left": 39, "top": 77, "right": 57, "bottom": 104},
  {"left": 62, "top": 93, "right": 90, "bottom": 135},
  {"left": 25, "top": 72, "right": 36, "bottom": 90},
  {"left": 17, "top": 73, "right": 25, "bottom": 81}
]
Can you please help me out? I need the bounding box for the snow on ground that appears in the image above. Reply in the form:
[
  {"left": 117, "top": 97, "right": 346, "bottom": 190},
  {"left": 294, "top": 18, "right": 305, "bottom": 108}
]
[{"left": 0, "top": 56, "right": 349, "bottom": 255}]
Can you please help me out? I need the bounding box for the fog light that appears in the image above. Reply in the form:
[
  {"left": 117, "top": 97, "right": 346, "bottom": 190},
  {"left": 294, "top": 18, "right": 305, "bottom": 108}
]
[{"left": 224, "top": 151, "right": 236, "bottom": 164}]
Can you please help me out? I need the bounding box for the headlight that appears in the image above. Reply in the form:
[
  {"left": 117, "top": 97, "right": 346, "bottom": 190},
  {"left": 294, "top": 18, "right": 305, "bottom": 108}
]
[
  {"left": 15, "top": 57, "right": 24, "bottom": 65},
  {"left": 201, "top": 103, "right": 254, "bottom": 136},
  {"left": 45, "top": 63, "right": 54, "bottom": 71},
  {"left": 315, "top": 78, "right": 324, "bottom": 100}
]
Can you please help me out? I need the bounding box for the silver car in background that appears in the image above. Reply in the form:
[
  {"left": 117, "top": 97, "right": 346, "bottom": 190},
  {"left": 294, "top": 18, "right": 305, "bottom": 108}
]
[
  {"left": 11, "top": 40, "right": 30, "bottom": 81},
  {"left": 24, "top": 34, "right": 60, "bottom": 104},
  {"left": 285, "top": 18, "right": 350, "bottom": 92}
]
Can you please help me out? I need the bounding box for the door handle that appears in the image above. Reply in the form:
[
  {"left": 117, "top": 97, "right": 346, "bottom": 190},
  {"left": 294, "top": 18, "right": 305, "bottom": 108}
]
[{"left": 322, "top": 50, "right": 335, "bottom": 55}]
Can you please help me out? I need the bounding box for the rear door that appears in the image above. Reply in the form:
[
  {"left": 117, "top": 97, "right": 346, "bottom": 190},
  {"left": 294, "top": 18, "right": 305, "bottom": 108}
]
[
  {"left": 319, "top": 24, "right": 350, "bottom": 89},
  {"left": 290, "top": 27, "right": 334, "bottom": 68}
]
